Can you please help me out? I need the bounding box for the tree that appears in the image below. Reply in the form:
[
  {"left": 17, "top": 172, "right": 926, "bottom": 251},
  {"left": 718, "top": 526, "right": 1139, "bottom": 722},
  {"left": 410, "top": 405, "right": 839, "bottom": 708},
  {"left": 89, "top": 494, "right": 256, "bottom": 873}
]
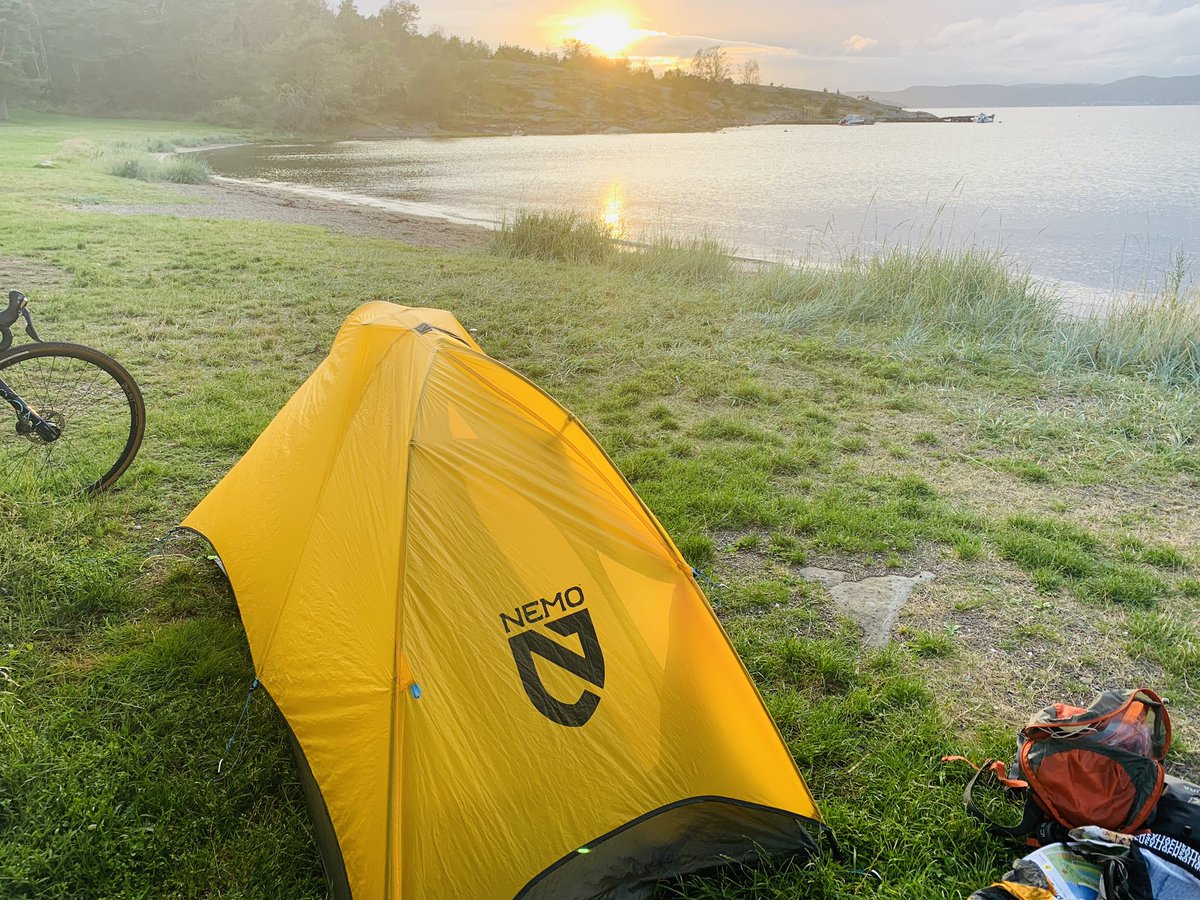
[
  {"left": 561, "top": 37, "right": 590, "bottom": 63},
  {"left": 376, "top": 0, "right": 418, "bottom": 42},
  {"left": 494, "top": 43, "right": 536, "bottom": 63},
  {"left": 689, "top": 45, "right": 729, "bottom": 83},
  {"left": 334, "top": 0, "right": 367, "bottom": 48},
  {"left": 737, "top": 59, "right": 760, "bottom": 86},
  {"left": 353, "top": 39, "right": 403, "bottom": 107},
  {"left": 0, "top": 0, "right": 38, "bottom": 120},
  {"left": 405, "top": 56, "right": 461, "bottom": 123},
  {"left": 262, "top": 20, "right": 356, "bottom": 129}
]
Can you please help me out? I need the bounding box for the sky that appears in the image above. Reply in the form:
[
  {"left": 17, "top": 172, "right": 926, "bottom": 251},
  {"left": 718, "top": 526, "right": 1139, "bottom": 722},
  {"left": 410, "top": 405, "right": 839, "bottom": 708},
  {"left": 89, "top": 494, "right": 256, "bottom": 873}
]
[{"left": 352, "top": 0, "right": 1200, "bottom": 92}]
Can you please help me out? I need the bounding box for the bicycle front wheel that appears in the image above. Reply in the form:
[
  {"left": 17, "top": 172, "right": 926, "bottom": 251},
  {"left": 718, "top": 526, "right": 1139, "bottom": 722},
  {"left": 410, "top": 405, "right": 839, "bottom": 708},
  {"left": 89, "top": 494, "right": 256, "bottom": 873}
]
[{"left": 0, "top": 342, "right": 146, "bottom": 497}]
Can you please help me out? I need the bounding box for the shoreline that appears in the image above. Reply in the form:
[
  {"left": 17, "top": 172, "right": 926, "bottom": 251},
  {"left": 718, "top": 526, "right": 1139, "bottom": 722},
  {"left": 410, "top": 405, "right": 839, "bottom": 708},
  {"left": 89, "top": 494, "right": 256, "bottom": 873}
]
[
  {"left": 81, "top": 172, "right": 1117, "bottom": 312},
  {"left": 80, "top": 175, "right": 492, "bottom": 252}
]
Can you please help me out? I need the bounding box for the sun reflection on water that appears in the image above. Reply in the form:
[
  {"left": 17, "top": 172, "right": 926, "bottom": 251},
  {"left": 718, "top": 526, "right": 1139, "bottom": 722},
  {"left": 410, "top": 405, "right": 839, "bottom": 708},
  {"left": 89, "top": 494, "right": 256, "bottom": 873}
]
[{"left": 599, "top": 185, "right": 624, "bottom": 237}]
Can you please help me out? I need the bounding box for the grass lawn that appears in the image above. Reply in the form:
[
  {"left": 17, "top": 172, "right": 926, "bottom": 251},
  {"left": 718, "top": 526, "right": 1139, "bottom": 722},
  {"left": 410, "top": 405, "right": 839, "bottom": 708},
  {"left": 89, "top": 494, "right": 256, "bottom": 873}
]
[{"left": 1, "top": 112, "right": 1197, "bottom": 899}]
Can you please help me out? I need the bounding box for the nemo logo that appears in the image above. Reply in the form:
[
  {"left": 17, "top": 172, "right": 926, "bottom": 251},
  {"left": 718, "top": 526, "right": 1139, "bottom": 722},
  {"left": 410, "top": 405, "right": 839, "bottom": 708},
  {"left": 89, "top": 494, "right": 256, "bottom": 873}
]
[{"left": 501, "top": 588, "right": 605, "bottom": 728}]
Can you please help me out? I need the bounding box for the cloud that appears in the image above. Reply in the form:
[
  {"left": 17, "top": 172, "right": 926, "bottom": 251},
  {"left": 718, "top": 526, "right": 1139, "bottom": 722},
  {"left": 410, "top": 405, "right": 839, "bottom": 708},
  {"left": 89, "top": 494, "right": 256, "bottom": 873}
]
[
  {"left": 912, "top": 2, "right": 1200, "bottom": 84},
  {"left": 625, "top": 32, "right": 797, "bottom": 70},
  {"left": 843, "top": 34, "right": 878, "bottom": 53}
]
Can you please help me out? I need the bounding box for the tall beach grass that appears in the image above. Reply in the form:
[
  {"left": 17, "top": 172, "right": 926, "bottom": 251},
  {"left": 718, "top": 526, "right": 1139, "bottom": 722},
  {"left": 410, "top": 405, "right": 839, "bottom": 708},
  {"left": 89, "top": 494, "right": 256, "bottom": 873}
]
[
  {"left": 614, "top": 233, "right": 736, "bottom": 285},
  {"left": 492, "top": 210, "right": 613, "bottom": 264},
  {"left": 748, "top": 247, "right": 1058, "bottom": 346},
  {"left": 58, "top": 134, "right": 224, "bottom": 184},
  {"left": 491, "top": 210, "right": 737, "bottom": 284},
  {"left": 103, "top": 152, "right": 213, "bottom": 184},
  {"left": 1051, "top": 272, "right": 1200, "bottom": 388},
  {"left": 493, "top": 209, "right": 1200, "bottom": 388}
]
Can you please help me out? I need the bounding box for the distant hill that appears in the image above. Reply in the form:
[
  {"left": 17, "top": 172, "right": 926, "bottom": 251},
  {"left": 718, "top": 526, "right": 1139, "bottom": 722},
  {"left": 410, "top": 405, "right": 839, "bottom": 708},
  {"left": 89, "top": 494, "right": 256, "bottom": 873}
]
[
  {"left": 870, "top": 74, "right": 1200, "bottom": 109},
  {"left": 351, "top": 60, "right": 938, "bottom": 137}
]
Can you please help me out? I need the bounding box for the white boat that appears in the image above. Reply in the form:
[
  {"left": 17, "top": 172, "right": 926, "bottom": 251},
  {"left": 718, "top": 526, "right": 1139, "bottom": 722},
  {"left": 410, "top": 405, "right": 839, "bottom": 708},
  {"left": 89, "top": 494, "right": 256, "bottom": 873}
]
[
  {"left": 973, "top": 112, "right": 995, "bottom": 123},
  {"left": 838, "top": 114, "right": 874, "bottom": 126}
]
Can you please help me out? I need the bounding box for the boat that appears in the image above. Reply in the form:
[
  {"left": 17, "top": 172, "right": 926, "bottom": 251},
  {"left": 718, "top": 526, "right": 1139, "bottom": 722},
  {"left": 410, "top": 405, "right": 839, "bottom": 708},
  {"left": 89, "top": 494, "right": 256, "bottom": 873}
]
[
  {"left": 838, "top": 114, "right": 875, "bottom": 126},
  {"left": 973, "top": 112, "right": 995, "bottom": 123}
]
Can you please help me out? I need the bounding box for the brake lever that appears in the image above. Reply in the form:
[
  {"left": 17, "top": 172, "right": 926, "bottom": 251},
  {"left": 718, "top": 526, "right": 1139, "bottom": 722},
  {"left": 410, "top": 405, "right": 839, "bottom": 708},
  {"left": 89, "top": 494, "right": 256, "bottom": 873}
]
[{"left": 21, "top": 308, "right": 41, "bottom": 342}]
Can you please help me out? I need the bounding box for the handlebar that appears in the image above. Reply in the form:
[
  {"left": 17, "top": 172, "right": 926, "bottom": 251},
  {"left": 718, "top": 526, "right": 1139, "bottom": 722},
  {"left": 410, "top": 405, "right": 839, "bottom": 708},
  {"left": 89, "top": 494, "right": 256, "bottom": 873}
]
[
  {"left": 0, "top": 290, "right": 43, "bottom": 352},
  {"left": 1, "top": 291, "right": 26, "bottom": 330}
]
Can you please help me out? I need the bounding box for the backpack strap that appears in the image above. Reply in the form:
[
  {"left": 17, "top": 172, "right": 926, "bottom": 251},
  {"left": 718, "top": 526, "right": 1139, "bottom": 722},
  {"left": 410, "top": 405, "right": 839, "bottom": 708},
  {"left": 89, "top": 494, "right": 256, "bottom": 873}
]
[{"left": 962, "top": 759, "right": 1044, "bottom": 840}]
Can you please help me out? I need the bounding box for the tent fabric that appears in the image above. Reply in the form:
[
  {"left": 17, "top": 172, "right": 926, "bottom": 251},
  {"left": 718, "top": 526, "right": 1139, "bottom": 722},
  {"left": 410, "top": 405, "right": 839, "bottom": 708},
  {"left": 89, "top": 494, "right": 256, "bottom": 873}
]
[{"left": 183, "top": 302, "right": 822, "bottom": 900}]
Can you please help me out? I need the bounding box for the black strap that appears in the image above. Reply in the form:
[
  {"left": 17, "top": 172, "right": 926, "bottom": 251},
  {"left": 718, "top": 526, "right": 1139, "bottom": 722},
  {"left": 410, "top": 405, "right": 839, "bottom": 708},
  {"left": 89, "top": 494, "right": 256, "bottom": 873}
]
[
  {"left": 414, "top": 321, "right": 470, "bottom": 345},
  {"left": 963, "top": 760, "right": 1043, "bottom": 840}
]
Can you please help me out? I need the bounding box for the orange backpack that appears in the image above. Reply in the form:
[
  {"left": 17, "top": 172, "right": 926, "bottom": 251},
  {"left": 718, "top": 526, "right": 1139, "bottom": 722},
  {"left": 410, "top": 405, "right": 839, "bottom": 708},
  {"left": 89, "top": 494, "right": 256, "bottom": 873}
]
[{"left": 955, "top": 688, "right": 1172, "bottom": 846}]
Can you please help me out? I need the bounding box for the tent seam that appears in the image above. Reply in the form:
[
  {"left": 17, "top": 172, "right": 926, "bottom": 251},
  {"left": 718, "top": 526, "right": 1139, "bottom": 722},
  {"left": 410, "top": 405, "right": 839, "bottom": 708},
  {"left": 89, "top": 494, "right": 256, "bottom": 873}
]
[
  {"left": 257, "top": 334, "right": 412, "bottom": 669},
  {"left": 383, "top": 340, "right": 441, "bottom": 900}
]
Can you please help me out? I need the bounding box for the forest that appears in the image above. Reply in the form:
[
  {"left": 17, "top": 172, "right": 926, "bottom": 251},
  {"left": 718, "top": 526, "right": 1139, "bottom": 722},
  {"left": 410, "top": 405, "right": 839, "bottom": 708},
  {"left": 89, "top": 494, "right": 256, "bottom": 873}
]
[{"left": 0, "top": 0, "right": 909, "bottom": 132}]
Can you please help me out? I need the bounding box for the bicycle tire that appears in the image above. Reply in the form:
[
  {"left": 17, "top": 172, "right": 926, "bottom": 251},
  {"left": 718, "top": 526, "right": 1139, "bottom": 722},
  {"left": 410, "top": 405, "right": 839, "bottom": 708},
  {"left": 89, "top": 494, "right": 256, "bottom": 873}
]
[{"left": 0, "top": 341, "right": 145, "bottom": 496}]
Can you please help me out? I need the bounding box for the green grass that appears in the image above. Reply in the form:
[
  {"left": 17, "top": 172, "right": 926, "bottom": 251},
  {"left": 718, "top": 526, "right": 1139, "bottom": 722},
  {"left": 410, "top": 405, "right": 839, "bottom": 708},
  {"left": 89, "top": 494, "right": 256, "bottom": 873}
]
[
  {"left": 1051, "top": 258, "right": 1200, "bottom": 388},
  {"left": 990, "top": 515, "right": 1171, "bottom": 606},
  {"left": 750, "top": 247, "right": 1058, "bottom": 346},
  {"left": 614, "top": 233, "right": 736, "bottom": 285},
  {"left": 104, "top": 151, "right": 213, "bottom": 184},
  {"left": 907, "top": 629, "right": 958, "bottom": 658},
  {"left": 1127, "top": 612, "right": 1200, "bottom": 685},
  {"left": 0, "top": 111, "right": 1197, "bottom": 899},
  {"left": 997, "top": 458, "right": 1053, "bottom": 483},
  {"left": 492, "top": 209, "right": 614, "bottom": 263}
]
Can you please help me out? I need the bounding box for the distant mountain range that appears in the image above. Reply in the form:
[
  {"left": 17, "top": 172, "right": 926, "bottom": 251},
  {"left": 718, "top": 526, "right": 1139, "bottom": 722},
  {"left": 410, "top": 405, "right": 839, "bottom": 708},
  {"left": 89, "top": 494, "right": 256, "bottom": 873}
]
[{"left": 871, "top": 74, "right": 1200, "bottom": 109}]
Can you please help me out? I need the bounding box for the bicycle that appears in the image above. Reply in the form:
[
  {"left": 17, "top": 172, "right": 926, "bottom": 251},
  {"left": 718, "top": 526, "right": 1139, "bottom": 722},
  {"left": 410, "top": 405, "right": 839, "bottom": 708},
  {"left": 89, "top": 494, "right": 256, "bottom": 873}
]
[{"left": 0, "top": 290, "right": 145, "bottom": 496}]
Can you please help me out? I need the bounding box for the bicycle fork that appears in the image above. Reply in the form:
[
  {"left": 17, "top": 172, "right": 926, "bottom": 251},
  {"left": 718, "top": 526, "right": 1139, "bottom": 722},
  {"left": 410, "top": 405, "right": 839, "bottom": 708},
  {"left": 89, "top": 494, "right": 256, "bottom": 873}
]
[{"left": 0, "top": 375, "right": 63, "bottom": 443}]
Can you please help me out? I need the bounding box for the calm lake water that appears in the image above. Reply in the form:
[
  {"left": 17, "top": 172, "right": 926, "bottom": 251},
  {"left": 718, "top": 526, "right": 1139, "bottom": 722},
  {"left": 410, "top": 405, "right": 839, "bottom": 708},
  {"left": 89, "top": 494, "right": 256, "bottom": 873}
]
[{"left": 206, "top": 106, "right": 1200, "bottom": 293}]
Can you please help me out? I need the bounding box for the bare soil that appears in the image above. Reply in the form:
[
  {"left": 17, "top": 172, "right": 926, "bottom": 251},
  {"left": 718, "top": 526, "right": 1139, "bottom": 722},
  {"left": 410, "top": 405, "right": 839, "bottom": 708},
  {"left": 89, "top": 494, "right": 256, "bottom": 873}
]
[{"left": 0, "top": 255, "right": 71, "bottom": 292}]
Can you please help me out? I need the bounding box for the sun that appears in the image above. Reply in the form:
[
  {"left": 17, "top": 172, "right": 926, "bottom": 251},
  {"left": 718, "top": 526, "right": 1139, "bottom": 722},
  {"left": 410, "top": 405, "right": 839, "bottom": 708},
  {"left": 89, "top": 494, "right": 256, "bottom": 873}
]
[{"left": 565, "top": 12, "right": 647, "bottom": 57}]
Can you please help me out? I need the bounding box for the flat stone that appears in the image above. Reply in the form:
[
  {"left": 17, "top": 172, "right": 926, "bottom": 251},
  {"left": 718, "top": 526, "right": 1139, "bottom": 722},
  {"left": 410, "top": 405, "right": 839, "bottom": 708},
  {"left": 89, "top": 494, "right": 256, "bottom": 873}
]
[
  {"left": 797, "top": 566, "right": 845, "bottom": 589},
  {"left": 801, "top": 569, "right": 936, "bottom": 646}
]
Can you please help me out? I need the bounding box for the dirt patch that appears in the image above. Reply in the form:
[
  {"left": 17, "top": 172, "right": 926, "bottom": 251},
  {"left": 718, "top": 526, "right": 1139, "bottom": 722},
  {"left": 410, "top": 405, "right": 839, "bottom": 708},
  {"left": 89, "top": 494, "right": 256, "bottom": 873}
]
[
  {"left": 0, "top": 255, "right": 71, "bottom": 293},
  {"left": 75, "top": 178, "right": 490, "bottom": 252},
  {"left": 900, "top": 562, "right": 1200, "bottom": 777},
  {"left": 799, "top": 566, "right": 936, "bottom": 646},
  {"left": 713, "top": 530, "right": 1199, "bottom": 775}
]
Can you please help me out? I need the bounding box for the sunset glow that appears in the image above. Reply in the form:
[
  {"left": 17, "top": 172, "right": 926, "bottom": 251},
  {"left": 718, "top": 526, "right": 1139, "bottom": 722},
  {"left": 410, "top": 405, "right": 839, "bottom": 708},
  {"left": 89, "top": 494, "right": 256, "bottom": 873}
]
[{"left": 563, "top": 12, "right": 654, "bottom": 57}]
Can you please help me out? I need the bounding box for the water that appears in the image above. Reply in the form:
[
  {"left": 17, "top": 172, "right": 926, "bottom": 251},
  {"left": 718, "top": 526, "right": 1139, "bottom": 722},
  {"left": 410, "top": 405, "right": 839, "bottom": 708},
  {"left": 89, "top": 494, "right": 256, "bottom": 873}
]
[{"left": 205, "top": 106, "right": 1200, "bottom": 293}]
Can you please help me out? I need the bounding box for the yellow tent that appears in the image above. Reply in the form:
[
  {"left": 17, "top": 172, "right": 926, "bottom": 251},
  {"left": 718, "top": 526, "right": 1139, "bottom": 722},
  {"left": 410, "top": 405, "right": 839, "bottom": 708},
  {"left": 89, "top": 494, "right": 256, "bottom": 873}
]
[{"left": 184, "top": 302, "right": 822, "bottom": 899}]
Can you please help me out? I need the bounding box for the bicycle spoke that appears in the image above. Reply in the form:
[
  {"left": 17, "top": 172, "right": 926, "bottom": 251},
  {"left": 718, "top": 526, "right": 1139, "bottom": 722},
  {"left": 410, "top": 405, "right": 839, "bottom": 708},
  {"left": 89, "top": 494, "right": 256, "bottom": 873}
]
[{"left": 0, "top": 344, "right": 143, "bottom": 498}]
